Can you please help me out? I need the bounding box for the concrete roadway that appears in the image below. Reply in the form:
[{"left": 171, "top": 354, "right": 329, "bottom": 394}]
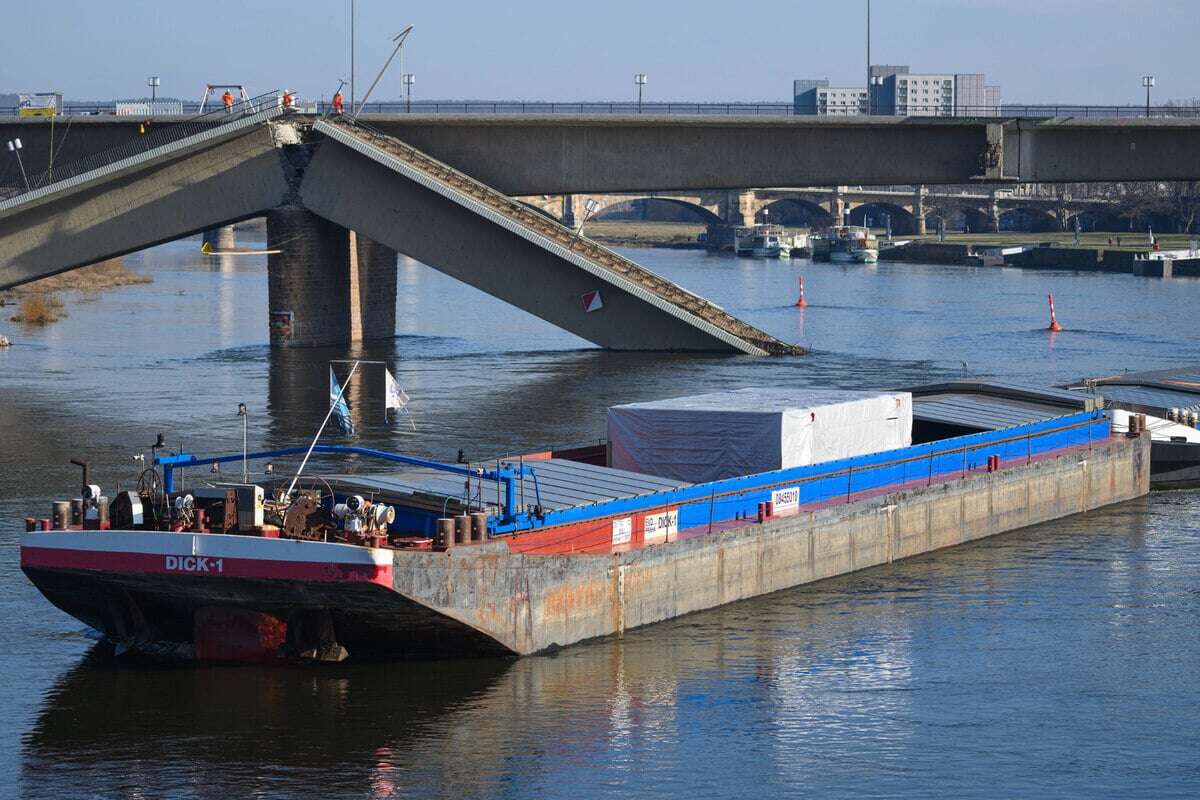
[{"left": 3, "top": 114, "right": 1200, "bottom": 196}]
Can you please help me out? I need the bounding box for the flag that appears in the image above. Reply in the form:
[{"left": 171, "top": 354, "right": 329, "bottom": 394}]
[
  {"left": 329, "top": 367, "right": 354, "bottom": 435},
  {"left": 384, "top": 368, "right": 414, "bottom": 429}
]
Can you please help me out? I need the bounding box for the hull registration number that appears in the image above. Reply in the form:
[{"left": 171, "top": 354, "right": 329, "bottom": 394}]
[{"left": 165, "top": 555, "right": 224, "bottom": 574}]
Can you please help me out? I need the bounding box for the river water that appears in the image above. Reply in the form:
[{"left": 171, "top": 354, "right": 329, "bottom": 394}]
[{"left": 1, "top": 238, "right": 1198, "bottom": 798}]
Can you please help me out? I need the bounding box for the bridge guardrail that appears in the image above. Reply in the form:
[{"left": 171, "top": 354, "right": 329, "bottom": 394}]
[
  {"left": 0, "top": 91, "right": 285, "bottom": 204},
  {"left": 3, "top": 102, "right": 1200, "bottom": 119}
]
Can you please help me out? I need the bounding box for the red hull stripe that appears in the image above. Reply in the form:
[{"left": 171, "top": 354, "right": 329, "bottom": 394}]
[{"left": 20, "top": 532, "right": 394, "bottom": 587}]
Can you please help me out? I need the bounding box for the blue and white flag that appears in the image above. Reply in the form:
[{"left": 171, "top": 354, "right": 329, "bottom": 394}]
[{"left": 329, "top": 367, "right": 354, "bottom": 435}]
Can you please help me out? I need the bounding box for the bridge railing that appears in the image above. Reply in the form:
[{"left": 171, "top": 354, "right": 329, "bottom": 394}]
[
  {"left": 0, "top": 91, "right": 284, "bottom": 204},
  {"left": 4, "top": 101, "right": 1200, "bottom": 119}
]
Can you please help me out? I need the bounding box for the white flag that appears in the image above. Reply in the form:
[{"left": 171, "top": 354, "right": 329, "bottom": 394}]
[{"left": 384, "top": 368, "right": 412, "bottom": 428}]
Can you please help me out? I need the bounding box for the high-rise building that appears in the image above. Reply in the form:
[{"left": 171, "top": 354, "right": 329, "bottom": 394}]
[{"left": 794, "top": 65, "right": 1001, "bottom": 116}]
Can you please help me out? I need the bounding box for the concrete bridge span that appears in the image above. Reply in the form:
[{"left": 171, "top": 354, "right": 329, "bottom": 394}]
[
  {"left": 0, "top": 116, "right": 797, "bottom": 355},
  {"left": 6, "top": 114, "right": 1200, "bottom": 197}
]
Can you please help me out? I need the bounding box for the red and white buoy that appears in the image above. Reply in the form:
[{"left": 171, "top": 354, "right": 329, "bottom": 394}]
[
  {"left": 795, "top": 276, "right": 809, "bottom": 308},
  {"left": 1047, "top": 293, "right": 1063, "bottom": 332}
]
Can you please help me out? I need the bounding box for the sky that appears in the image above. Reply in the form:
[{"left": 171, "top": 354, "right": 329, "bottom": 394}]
[{"left": 2, "top": 0, "right": 1198, "bottom": 105}]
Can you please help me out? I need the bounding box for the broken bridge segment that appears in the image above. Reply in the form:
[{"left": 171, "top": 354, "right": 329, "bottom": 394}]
[{"left": 303, "top": 119, "right": 802, "bottom": 355}]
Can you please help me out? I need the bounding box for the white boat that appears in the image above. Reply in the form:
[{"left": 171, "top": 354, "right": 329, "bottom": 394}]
[
  {"left": 735, "top": 225, "right": 796, "bottom": 258},
  {"left": 813, "top": 225, "right": 879, "bottom": 263}
]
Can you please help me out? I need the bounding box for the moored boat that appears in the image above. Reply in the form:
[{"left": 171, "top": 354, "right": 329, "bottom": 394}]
[
  {"left": 734, "top": 224, "right": 800, "bottom": 258},
  {"left": 812, "top": 225, "right": 879, "bottom": 263}
]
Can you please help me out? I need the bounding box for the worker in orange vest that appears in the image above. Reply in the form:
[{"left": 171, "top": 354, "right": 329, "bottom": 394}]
[
  {"left": 332, "top": 91, "right": 344, "bottom": 115},
  {"left": 221, "top": 90, "right": 234, "bottom": 113},
  {"left": 282, "top": 91, "right": 294, "bottom": 109}
]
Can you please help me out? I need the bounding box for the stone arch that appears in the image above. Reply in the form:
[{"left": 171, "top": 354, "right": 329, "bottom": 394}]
[
  {"left": 1067, "top": 208, "right": 1124, "bottom": 232},
  {"left": 998, "top": 206, "right": 1059, "bottom": 233},
  {"left": 591, "top": 197, "right": 721, "bottom": 225},
  {"left": 958, "top": 206, "right": 991, "bottom": 233},
  {"left": 846, "top": 202, "right": 916, "bottom": 235},
  {"left": 753, "top": 198, "right": 832, "bottom": 228}
]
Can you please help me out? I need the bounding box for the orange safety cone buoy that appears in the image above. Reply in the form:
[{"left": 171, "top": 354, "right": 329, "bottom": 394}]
[
  {"left": 1047, "top": 293, "right": 1063, "bottom": 332},
  {"left": 795, "top": 275, "right": 809, "bottom": 308}
]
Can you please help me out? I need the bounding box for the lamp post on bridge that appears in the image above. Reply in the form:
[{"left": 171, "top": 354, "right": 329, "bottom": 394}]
[
  {"left": 403, "top": 73, "right": 415, "bottom": 113},
  {"left": 147, "top": 76, "right": 160, "bottom": 103},
  {"left": 635, "top": 73, "right": 647, "bottom": 113},
  {"left": 1142, "top": 75, "right": 1155, "bottom": 118}
]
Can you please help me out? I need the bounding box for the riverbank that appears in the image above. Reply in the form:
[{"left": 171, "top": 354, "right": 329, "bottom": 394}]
[
  {"left": 901, "top": 232, "right": 1198, "bottom": 251},
  {"left": 1, "top": 258, "right": 151, "bottom": 328},
  {"left": 584, "top": 220, "right": 708, "bottom": 248},
  {"left": 0, "top": 258, "right": 151, "bottom": 302}
]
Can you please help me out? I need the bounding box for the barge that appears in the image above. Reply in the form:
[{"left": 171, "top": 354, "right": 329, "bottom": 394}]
[{"left": 20, "top": 387, "right": 1148, "bottom": 661}]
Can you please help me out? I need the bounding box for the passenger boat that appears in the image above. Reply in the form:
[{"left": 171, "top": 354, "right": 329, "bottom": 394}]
[
  {"left": 20, "top": 385, "right": 1141, "bottom": 662},
  {"left": 734, "top": 224, "right": 797, "bottom": 258},
  {"left": 812, "top": 225, "right": 879, "bottom": 263}
]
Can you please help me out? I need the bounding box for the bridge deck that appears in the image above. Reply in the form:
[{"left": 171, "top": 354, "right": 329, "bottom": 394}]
[{"left": 315, "top": 119, "right": 801, "bottom": 356}]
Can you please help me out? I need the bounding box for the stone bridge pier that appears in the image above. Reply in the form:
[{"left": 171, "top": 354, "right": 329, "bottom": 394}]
[
  {"left": 202, "top": 225, "right": 236, "bottom": 251},
  {"left": 266, "top": 208, "right": 397, "bottom": 348}
]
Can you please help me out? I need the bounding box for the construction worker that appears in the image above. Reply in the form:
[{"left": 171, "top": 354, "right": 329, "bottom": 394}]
[
  {"left": 282, "top": 91, "right": 294, "bottom": 109},
  {"left": 221, "top": 89, "right": 234, "bottom": 114},
  {"left": 332, "top": 91, "right": 344, "bottom": 115}
]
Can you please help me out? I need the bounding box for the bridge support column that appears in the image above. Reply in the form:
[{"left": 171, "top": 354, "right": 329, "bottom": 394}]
[
  {"left": 913, "top": 186, "right": 928, "bottom": 236},
  {"left": 988, "top": 190, "right": 1001, "bottom": 233},
  {"left": 1056, "top": 206, "right": 1070, "bottom": 231},
  {"left": 707, "top": 191, "right": 756, "bottom": 250},
  {"left": 717, "top": 191, "right": 755, "bottom": 227},
  {"left": 266, "top": 208, "right": 397, "bottom": 347},
  {"left": 561, "top": 194, "right": 578, "bottom": 228},
  {"left": 829, "top": 186, "right": 847, "bottom": 224},
  {"left": 202, "top": 225, "right": 236, "bottom": 251}
]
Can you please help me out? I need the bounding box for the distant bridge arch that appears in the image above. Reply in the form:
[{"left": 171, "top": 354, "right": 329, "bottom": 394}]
[
  {"left": 592, "top": 196, "right": 722, "bottom": 225},
  {"left": 999, "top": 206, "right": 1059, "bottom": 233},
  {"left": 846, "top": 202, "right": 916, "bottom": 235},
  {"left": 753, "top": 197, "right": 832, "bottom": 228}
]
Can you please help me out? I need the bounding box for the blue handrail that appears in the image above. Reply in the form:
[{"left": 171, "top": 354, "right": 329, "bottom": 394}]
[{"left": 155, "top": 444, "right": 535, "bottom": 524}]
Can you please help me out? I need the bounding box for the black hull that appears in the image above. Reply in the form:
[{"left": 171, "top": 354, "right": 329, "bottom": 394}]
[
  {"left": 22, "top": 566, "right": 514, "bottom": 660},
  {"left": 1150, "top": 440, "right": 1200, "bottom": 490}
]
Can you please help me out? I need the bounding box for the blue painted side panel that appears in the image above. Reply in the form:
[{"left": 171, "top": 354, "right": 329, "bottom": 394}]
[{"left": 495, "top": 411, "right": 1110, "bottom": 534}]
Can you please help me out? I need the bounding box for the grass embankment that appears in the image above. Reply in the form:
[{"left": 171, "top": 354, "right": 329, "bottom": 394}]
[
  {"left": 583, "top": 221, "right": 708, "bottom": 247},
  {"left": 1, "top": 257, "right": 151, "bottom": 326}
]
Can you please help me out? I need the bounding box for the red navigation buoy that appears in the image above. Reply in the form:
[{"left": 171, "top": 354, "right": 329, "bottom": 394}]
[
  {"left": 1047, "top": 293, "right": 1063, "bottom": 332},
  {"left": 795, "top": 276, "right": 809, "bottom": 308}
]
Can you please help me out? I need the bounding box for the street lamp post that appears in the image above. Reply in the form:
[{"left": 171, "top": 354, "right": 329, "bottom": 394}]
[
  {"left": 866, "top": 0, "right": 871, "bottom": 113},
  {"left": 403, "top": 73, "right": 415, "bottom": 112},
  {"left": 147, "top": 76, "right": 160, "bottom": 102},
  {"left": 7, "top": 138, "right": 28, "bottom": 190},
  {"left": 1142, "top": 75, "right": 1155, "bottom": 118},
  {"left": 635, "top": 73, "right": 647, "bottom": 113},
  {"left": 353, "top": 24, "right": 414, "bottom": 121},
  {"left": 350, "top": 0, "right": 355, "bottom": 112},
  {"left": 237, "top": 403, "right": 249, "bottom": 483}
]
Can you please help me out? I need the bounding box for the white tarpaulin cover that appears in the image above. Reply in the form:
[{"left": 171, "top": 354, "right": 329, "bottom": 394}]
[{"left": 608, "top": 387, "right": 913, "bottom": 483}]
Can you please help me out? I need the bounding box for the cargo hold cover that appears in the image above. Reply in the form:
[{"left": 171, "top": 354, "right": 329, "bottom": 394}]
[{"left": 608, "top": 387, "right": 912, "bottom": 483}]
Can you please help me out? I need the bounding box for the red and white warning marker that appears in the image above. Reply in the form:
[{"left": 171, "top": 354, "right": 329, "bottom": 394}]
[
  {"left": 581, "top": 290, "right": 604, "bottom": 313},
  {"left": 1047, "top": 293, "right": 1063, "bottom": 332}
]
